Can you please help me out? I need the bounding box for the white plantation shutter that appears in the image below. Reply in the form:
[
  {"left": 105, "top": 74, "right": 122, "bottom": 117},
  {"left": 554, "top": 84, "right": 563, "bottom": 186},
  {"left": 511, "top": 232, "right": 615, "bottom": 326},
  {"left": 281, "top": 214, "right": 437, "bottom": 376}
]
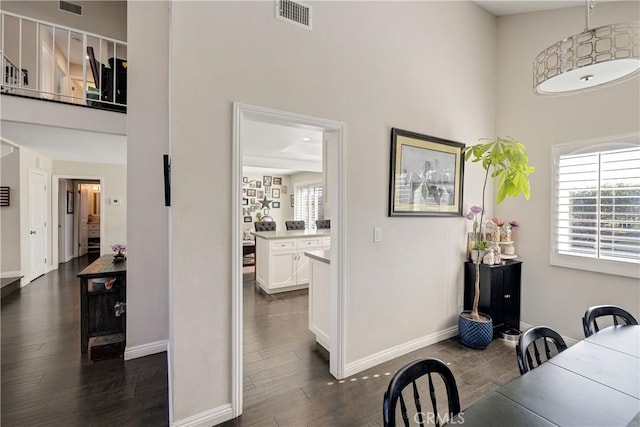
[
  {"left": 553, "top": 143, "right": 640, "bottom": 277},
  {"left": 294, "top": 184, "right": 324, "bottom": 229}
]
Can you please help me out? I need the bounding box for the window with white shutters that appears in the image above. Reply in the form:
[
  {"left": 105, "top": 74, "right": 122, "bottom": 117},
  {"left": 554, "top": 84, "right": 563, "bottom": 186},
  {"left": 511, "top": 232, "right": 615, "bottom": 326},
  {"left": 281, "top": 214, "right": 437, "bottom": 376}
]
[
  {"left": 294, "top": 183, "right": 324, "bottom": 229},
  {"left": 552, "top": 137, "right": 640, "bottom": 278}
]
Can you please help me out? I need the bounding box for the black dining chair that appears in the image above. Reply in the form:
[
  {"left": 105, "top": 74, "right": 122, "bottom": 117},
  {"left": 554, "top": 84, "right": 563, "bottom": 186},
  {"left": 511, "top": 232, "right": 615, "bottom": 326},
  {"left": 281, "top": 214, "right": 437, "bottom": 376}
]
[
  {"left": 383, "top": 358, "right": 460, "bottom": 427},
  {"left": 254, "top": 221, "right": 276, "bottom": 232},
  {"left": 516, "top": 326, "right": 568, "bottom": 375},
  {"left": 315, "top": 219, "right": 330, "bottom": 229},
  {"left": 582, "top": 305, "right": 638, "bottom": 338},
  {"left": 285, "top": 220, "right": 305, "bottom": 230}
]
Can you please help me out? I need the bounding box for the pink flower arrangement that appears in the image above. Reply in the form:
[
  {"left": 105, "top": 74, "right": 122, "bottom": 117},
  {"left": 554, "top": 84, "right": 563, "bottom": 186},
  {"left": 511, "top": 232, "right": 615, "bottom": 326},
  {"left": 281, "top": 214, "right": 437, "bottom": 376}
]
[
  {"left": 509, "top": 220, "right": 519, "bottom": 227},
  {"left": 111, "top": 244, "right": 127, "bottom": 254}
]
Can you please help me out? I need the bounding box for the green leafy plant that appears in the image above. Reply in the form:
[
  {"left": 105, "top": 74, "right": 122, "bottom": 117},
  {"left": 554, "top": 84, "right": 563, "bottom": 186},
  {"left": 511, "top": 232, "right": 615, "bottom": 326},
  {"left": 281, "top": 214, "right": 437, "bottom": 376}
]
[{"left": 463, "top": 137, "right": 535, "bottom": 321}]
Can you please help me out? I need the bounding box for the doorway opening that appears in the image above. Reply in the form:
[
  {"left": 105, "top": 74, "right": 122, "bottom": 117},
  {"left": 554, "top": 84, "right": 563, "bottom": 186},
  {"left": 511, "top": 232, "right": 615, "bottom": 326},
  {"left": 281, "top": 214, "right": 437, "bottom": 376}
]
[{"left": 232, "top": 103, "right": 346, "bottom": 417}]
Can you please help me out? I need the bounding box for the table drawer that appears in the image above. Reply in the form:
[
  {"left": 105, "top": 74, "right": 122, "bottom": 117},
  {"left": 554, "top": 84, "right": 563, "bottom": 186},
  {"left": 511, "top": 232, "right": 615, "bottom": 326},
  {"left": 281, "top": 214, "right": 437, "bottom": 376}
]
[
  {"left": 270, "top": 240, "right": 295, "bottom": 251},
  {"left": 298, "top": 238, "right": 321, "bottom": 249}
]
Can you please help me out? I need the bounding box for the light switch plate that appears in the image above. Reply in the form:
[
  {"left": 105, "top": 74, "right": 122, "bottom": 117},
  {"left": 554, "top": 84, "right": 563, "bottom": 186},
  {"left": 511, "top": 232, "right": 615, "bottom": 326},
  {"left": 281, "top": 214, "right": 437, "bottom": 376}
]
[{"left": 374, "top": 227, "right": 382, "bottom": 242}]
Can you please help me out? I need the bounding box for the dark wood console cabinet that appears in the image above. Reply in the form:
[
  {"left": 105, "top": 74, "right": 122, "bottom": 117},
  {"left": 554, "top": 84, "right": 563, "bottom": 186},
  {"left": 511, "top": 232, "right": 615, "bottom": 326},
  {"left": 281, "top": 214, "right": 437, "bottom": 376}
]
[{"left": 464, "top": 260, "right": 522, "bottom": 337}]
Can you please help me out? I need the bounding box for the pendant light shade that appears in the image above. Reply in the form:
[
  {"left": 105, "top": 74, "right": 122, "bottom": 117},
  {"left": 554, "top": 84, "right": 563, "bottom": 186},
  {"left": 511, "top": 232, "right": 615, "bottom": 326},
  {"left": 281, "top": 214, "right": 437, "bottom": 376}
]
[{"left": 533, "top": 7, "right": 640, "bottom": 95}]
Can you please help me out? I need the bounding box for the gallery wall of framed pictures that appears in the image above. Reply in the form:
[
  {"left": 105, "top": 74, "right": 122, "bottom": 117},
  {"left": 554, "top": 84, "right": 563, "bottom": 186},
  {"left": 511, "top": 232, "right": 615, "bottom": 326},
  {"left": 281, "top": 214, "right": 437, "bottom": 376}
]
[{"left": 241, "top": 172, "right": 293, "bottom": 229}]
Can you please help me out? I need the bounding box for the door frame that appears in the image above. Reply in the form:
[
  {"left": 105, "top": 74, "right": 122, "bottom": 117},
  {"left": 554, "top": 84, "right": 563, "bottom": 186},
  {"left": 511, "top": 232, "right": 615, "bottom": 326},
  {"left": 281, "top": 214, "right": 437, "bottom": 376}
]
[
  {"left": 51, "top": 175, "right": 104, "bottom": 269},
  {"left": 231, "top": 103, "right": 347, "bottom": 417}
]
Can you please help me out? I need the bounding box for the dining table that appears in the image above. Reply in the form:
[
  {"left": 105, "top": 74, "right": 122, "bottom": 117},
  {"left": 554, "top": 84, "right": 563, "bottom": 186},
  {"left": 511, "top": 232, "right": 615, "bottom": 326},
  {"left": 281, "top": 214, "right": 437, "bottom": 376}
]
[{"left": 451, "top": 325, "right": 640, "bottom": 426}]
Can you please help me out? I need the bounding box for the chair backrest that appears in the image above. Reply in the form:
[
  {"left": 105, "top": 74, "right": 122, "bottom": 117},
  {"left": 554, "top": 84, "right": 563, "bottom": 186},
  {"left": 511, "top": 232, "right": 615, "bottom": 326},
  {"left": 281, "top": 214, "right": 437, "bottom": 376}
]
[
  {"left": 516, "top": 326, "right": 567, "bottom": 375},
  {"left": 582, "top": 305, "right": 638, "bottom": 338},
  {"left": 285, "top": 220, "right": 305, "bottom": 230},
  {"left": 316, "top": 219, "right": 331, "bottom": 229},
  {"left": 383, "top": 358, "right": 460, "bottom": 427},
  {"left": 254, "top": 221, "right": 276, "bottom": 232}
]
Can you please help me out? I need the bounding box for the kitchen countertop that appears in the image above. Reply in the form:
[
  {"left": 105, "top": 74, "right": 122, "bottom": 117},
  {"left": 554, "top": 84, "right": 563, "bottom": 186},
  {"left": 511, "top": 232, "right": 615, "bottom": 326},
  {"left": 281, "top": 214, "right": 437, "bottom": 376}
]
[
  {"left": 251, "top": 230, "right": 330, "bottom": 240},
  {"left": 304, "top": 250, "right": 330, "bottom": 264}
]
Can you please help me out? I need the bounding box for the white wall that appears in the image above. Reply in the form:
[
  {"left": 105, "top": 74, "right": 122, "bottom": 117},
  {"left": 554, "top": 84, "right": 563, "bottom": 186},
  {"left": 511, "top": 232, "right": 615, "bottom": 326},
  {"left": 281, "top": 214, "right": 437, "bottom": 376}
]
[
  {"left": 165, "top": 1, "right": 496, "bottom": 422},
  {"left": 1, "top": 145, "right": 21, "bottom": 275},
  {"left": 494, "top": 2, "right": 640, "bottom": 338},
  {"left": 126, "top": 0, "right": 170, "bottom": 360},
  {"left": 1, "top": 1, "right": 127, "bottom": 41},
  {"left": 52, "top": 161, "right": 126, "bottom": 256}
]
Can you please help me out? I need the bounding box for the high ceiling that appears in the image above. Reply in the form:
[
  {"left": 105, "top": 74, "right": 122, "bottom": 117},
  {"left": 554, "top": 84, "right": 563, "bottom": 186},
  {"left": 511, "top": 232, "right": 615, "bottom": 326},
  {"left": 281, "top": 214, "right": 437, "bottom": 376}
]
[{"left": 475, "top": 0, "right": 616, "bottom": 16}]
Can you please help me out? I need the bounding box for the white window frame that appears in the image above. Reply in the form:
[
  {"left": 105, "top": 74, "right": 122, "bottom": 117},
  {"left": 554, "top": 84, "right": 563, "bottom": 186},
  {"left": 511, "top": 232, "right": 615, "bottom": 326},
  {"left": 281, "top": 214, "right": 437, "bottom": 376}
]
[
  {"left": 294, "top": 180, "right": 324, "bottom": 230},
  {"left": 551, "top": 133, "right": 640, "bottom": 279}
]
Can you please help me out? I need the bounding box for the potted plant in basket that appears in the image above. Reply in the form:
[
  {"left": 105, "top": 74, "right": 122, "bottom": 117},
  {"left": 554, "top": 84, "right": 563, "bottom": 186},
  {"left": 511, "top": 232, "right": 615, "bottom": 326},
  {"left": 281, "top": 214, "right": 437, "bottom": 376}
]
[{"left": 459, "top": 136, "right": 535, "bottom": 349}]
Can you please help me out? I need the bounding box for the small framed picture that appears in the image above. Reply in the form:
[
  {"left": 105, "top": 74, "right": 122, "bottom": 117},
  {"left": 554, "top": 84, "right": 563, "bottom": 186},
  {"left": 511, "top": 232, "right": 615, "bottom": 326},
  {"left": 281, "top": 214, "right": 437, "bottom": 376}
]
[
  {"left": 242, "top": 198, "right": 249, "bottom": 205},
  {"left": 263, "top": 176, "right": 272, "bottom": 186},
  {"left": 243, "top": 216, "right": 252, "bottom": 223},
  {"left": 273, "top": 177, "right": 282, "bottom": 185},
  {"left": 243, "top": 177, "right": 248, "bottom": 183},
  {"left": 290, "top": 194, "right": 294, "bottom": 207},
  {"left": 247, "top": 189, "right": 256, "bottom": 197},
  {"left": 265, "top": 186, "right": 271, "bottom": 195},
  {"left": 255, "top": 181, "right": 262, "bottom": 188},
  {"left": 281, "top": 185, "right": 287, "bottom": 194},
  {"left": 242, "top": 188, "right": 247, "bottom": 195},
  {"left": 250, "top": 205, "right": 256, "bottom": 212},
  {"left": 257, "top": 190, "right": 264, "bottom": 199},
  {"left": 250, "top": 198, "right": 255, "bottom": 205},
  {"left": 249, "top": 182, "right": 255, "bottom": 188},
  {"left": 272, "top": 188, "right": 280, "bottom": 198},
  {"left": 273, "top": 201, "right": 280, "bottom": 208},
  {"left": 263, "top": 208, "right": 270, "bottom": 216}
]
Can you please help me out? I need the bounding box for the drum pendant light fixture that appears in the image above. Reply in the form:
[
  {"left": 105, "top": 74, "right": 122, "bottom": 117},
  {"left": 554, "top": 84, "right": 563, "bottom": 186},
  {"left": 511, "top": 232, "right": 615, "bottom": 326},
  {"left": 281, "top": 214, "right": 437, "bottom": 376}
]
[{"left": 533, "top": 0, "right": 640, "bottom": 95}]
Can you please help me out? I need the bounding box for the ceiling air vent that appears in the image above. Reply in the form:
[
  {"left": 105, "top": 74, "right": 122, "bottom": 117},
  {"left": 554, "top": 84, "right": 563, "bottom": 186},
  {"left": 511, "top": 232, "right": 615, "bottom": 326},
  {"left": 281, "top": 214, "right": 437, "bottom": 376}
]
[
  {"left": 59, "top": 1, "right": 82, "bottom": 16},
  {"left": 275, "top": 0, "right": 312, "bottom": 31}
]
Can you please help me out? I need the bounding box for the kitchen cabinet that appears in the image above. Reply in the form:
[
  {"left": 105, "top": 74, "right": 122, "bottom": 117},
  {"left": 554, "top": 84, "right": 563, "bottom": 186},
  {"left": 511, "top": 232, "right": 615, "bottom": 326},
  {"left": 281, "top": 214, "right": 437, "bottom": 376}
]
[
  {"left": 464, "top": 260, "right": 522, "bottom": 337},
  {"left": 253, "top": 230, "right": 329, "bottom": 294}
]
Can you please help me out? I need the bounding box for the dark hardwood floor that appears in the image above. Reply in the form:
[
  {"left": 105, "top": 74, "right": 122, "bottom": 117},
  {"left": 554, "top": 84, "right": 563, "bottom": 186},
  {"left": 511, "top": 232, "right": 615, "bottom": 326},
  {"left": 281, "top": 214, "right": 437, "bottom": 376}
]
[
  {"left": 225, "top": 272, "right": 520, "bottom": 426},
  {"left": 2, "top": 262, "right": 519, "bottom": 426},
  {"left": 1, "top": 255, "right": 168, "bottom": 426}
]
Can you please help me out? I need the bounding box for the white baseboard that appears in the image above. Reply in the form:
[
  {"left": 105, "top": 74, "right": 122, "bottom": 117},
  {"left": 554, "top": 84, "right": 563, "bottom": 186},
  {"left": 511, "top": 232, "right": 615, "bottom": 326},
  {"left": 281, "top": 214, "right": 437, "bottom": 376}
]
[
  {"left": 520, "top": 322, "right": 579, "bottom": 346},
  {"left": 343, "top": 326, "right": 458, "bottom": 378},
  {"left": 172, "top": 404, "right": 233, "bottom": 427},
  {"left": 124, "top": 340, "right": 168, "bottom": 361},
  {"left": 0, "top": 271, "right": 21, "bottom": 279}
]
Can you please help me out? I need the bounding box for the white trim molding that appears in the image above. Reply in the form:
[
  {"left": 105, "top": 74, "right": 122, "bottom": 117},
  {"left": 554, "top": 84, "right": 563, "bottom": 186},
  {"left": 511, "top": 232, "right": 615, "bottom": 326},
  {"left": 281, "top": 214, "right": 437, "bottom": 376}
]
[
  {"left": 124, "top": 340, "right": 168, "bottom": 361},
  {"left": 232, "top": 102, "right": 347, "bottom": 418},
  {"left": 171, "top": 404, "right": 233, "bottom": 427},
  {"left": 343, "top": 326, "right": 458, "bottom": 378},
  {"left": 0, "top": 271, "right": 22, "bottom": 279}
]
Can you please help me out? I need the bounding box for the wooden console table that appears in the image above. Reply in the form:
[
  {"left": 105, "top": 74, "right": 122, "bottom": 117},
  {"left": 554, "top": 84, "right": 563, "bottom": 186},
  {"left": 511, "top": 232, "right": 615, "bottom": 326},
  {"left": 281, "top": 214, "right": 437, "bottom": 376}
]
[{"left": 77, "top": 254, "right": 126, "bottom": 354}]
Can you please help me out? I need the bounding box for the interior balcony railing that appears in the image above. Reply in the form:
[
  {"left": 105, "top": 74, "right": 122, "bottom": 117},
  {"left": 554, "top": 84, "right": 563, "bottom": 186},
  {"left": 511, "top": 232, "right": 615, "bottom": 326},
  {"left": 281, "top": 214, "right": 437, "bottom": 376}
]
[{"left": 1, "top": 10, "right": 126, "bottom": 112}]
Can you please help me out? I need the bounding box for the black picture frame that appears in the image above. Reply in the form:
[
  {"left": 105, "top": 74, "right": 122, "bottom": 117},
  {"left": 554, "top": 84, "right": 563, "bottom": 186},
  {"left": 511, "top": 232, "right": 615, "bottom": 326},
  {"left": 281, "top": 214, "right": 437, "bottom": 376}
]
[
  {"left": 273, "top": 177, "right": 282, "bottom": 185},
  {"left": 273, "top": 201, "right": 280, "bottom": 208},
  {"left": 66, "top": 191, "right": 74, "bottom": 214},
  {"left": 272, "top": 188, "right": 280, "bottom": 199},
  {"left": 389, "top": 128, "right": 464, "bottom": 217},
  {"left": 243, "top": 216, "right": 252, "bottom": 223},
  {"left": 290, "top": 194, "right": 294, "bottom": 207},
  {"left": 263, "top": 176, "right": 272, "bottom": 186}
]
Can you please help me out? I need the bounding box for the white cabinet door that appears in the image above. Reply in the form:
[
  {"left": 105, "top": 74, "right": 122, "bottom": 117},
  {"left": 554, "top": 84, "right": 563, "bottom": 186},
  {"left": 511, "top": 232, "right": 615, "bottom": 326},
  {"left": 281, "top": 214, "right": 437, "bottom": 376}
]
[
  {"left": 295, "top": 253, "right": 310, "bottom": 285},
  {"left": 270, "top": 251, "right": 296, "bottom": 289}
]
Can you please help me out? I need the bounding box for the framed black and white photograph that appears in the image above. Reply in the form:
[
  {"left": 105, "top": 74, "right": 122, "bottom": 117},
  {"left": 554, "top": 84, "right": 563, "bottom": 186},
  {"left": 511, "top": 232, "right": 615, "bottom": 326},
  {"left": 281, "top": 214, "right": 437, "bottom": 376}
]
[
  {"left": 250, "top": 198, "right": 255, "bottom": 205},
  {"left": 247, "top": 189, "right": 256, "bottom": 197},
  {"left": 242, "top": 198, "right": 249, "bottom": 205},
  {"left": 66, "top": 191, "right": 74, "bottom": 214},
  {"left": 250, "top": 205, "right": 256, "bottom": 212},
  {"left": 255, "top": 181, "right": 262, "bottom": 189},
  {"left": 290, "top": 194, "right": 294, "bottom": 207},
  {"left": 243, "top": 177, "right": 248, "bottom": 183},
  {"left": 273, "top": 177, "right": 282, "bottom": 185},
  {"left": 265, "top": 186, "right": 271, "bottom": 195},
  {"left": 272, "top": 188, "right": 280, "bottom": 198},
  {"left": 243, "top": 216, "right": 252, "bottom": 223},
  {"left": 273, "top": 201, "right": 280, "bottom": 208},
  {"left": 263, "top": 176, "right": 272, "bottom": 186},
  {"left": 257, "top": 190, "right": 264, "bottom": 199},
  {"left": 389, "top": 128, "right": 464, "bottom": 217}
]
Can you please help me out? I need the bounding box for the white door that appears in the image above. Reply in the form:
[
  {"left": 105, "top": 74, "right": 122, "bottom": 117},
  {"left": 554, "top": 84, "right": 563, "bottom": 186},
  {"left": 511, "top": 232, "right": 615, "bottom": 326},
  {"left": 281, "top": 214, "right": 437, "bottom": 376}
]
[
  {"left": 78, "top": 187, "right": 88, "bottom": 256},
  {"left": 29, "top": 170, "right": 47, "bottom": 281}
]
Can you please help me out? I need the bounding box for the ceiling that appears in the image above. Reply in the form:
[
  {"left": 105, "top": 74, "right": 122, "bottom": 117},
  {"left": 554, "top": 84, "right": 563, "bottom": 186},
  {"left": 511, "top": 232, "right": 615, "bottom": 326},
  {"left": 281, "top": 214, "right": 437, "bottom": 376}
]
[
  {"left": 475, "top": 0, "right": 616, "bottom": 16},
  {"left": 1, "top": 121, "right": 126, "bottom": 164}
]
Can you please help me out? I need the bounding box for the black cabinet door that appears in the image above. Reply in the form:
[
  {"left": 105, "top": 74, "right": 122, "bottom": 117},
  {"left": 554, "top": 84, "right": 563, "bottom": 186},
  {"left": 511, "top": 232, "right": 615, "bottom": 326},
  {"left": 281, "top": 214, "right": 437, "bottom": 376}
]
[{"left": 464, "top": 260, "right": 522, "bottom": 336}]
